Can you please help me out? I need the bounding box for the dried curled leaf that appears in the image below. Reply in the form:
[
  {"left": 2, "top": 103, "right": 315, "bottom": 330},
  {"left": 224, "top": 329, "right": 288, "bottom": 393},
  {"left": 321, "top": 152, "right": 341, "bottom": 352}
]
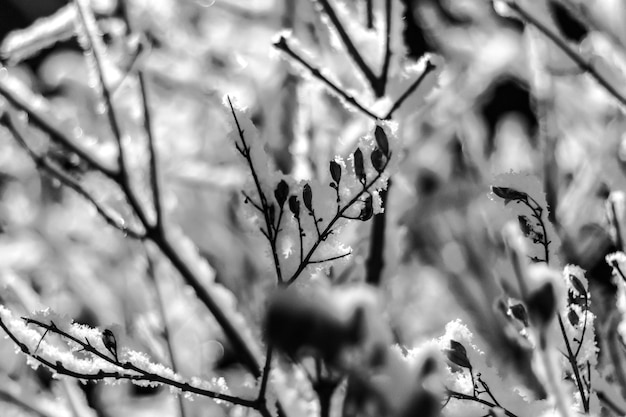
[{"left": 444, "top": 340, "right": 472, "bottom": 369}]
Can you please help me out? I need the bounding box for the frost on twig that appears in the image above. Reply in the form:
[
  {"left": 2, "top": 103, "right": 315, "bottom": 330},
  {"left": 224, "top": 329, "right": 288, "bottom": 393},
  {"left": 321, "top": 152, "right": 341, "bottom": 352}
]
[{"left": 0, "top": 305, "right": 257, "bottom": 408}]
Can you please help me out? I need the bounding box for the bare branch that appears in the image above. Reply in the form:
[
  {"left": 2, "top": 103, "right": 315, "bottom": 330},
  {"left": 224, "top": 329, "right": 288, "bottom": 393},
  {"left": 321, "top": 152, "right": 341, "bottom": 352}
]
[
  {"left": 314, "top": 0, "right": 379, "bottom": 95},
  {"left": 507, "top": 0, "right": 626, "bottom": 108},
  {"left": 0, "top": 78, "right": 118, "bottom": 177},
  {"left": 274, "top": 37, "right": 382, "bottom": 121},
  {"left": 0, "top": 113, "right": 146, "bottom": 239}
]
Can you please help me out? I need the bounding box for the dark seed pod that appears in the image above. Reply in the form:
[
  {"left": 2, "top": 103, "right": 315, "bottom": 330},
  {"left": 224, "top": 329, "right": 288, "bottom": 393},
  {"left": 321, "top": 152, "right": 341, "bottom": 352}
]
[
  {"left": 374, "top": 125, "right": 389, "bottom": 156},
  {"left": 303, "top": 184, "right": 313, "bottom": 212},
  {"left": 330, "top": 160, "right": 342, "bottom": 184},
  {"left": 289, "top": 196, "right": 300, "bottom": 217},
  {"left": 354, "top": 148, "right": 366, "bottom": 184},
  {"left": 274, "top": 180, "right": 289, "bottom": 207},
  {"left": 371, "top": 148, "right": 386, "bottom": 173}
]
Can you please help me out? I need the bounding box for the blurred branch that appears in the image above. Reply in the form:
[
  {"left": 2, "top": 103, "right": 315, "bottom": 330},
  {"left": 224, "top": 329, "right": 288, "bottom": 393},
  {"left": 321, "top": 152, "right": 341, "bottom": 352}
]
[
  {"left": 380, "top": 0, "right": 393, "bottom": 95},
  {"left": 0, "top": 78, "right": 118, "bottom": 177},
  {"left": 274, "top": 36, "right": 382, "bottom": 120},
  {"left": 138, "top": 71, "right": 164, "bottom": 231},
  {"left": 0, "top": 112, "right": 146, "bottom": 239},
  {"left": 506, "top": 0, "right": 626, "bottom": 107},
  {"left": 146, "top": 252, "right": 186, "bottom": 417},
  {"left": 314, "top": 0, "right": 380, "bottom": 95},
  {"left": 365, "top": 183, "right": 389, "bottom": 285},
  {"left": 74, "top": 0, "right": 151, "bottom": 227}
]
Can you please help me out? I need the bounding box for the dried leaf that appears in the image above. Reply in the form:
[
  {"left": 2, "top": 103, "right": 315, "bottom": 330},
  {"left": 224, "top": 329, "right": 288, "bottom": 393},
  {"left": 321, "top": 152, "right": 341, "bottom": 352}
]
[{"left": 445, "top": 340, "right": 472, "bottom": 369}]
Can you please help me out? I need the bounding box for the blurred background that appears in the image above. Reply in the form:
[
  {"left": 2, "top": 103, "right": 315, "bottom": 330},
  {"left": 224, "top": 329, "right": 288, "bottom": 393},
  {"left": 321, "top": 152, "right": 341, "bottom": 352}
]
[{"left": 2, "top": 0, "right": 626, "bottom": 416}]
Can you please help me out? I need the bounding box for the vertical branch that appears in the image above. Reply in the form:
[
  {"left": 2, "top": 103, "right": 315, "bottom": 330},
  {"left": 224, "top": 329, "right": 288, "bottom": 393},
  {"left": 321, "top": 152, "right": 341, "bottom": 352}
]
[
  {"left": 138, "top": 72, "right": 164, "bottom": 231},
  {"left": 365, "top": 181, "right": 390, "bottom": 285},
  {"left": 315, "top": 0, "right": 379, "bottom": 94},
  {"left": 74, "top": 0, "right": 151, "bottom": 227},
  {"left": 365, "top": 0, "right": 374, "bottom": 29}
]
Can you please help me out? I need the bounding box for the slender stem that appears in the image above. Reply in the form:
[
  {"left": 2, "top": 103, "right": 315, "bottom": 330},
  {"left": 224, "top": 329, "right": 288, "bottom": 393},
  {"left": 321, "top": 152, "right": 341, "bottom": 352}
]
[
  {"left": 447, "top": 390, "right": 519, "bottom": 417},
  {"left": 228, "top": 98, "right": 284, "bottom": 284},
  {"left": 557, "top": 315, "right": 588, "bottom": 412},
  {"left": 274, "top": 37, "right": 382, "bottom": 120},
  {"left": 573, "top": 294, "right": 588, "bottom": 359},
  {"left": 507, "top": 1, "right": 626, "bottom": 107},
  {"left": 314, "top": 0, "right": 379, "bottom": 95},
  {"left": 257, "top": 345, "right": 273, "bottom": 402},
  {"left": 309, "top": 251, "right": 352, "bottom": 264},
  {"left": 607, "top": 313, "right": 626, "bottom": 399}
]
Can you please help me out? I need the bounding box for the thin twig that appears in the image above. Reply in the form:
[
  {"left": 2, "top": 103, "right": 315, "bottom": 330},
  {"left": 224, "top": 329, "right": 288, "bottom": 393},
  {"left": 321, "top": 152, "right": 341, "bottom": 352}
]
[
  {"left": 447, "top": 390, "right": 519, "bottom": 417},
  {"left": 507, "top": 1, "right": 626, "bottom": 107},
  {"left": 308, "top": 251, "right": 352, "bottom": 264},
  {"left": 315, "top": 0, "right": 379, "bottom": 95},
  {"left": 257, "top": 345, "right": 273, "bottom": 402},
  {"left": 228, "top": 98, "right": 284, "bottom": 284},
  {"left": 274, "top": 37, "right": 382, "bottom": 120}
]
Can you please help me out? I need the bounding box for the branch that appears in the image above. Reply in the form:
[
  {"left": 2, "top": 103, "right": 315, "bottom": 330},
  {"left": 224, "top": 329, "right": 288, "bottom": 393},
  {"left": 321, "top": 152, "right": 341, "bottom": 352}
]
[
  {"left": 8, "top": 317, "right": 257, "bottom": 408},
  {"left": 506, "top": 0, "right": 626, "bottom": 107},
  {"left": 74, "top": 0, "right": 151, "bottom": 228},
  {"left": 274, "top": 37, "right": 382, "bottom": 121},
  {"left": 0, "top": 77, "right": 118, "bottom": 178},
  {"left": 379, "top": 0, "right": 393, "bottom": 95},
  {"left": 365, "top": 182, "right": 389, "bottom": 285},
  {"left": 314, "top": 0, "right": 379, "bottom": 95},
  {"left": 0, "top": 113, "right": 146, "bottom": 239},
  {"left": 384, "top": 59, "right": 436, "bottom": 119},
  {"left": 138, "top": 71, "right": 164, "bottom": 230}
]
